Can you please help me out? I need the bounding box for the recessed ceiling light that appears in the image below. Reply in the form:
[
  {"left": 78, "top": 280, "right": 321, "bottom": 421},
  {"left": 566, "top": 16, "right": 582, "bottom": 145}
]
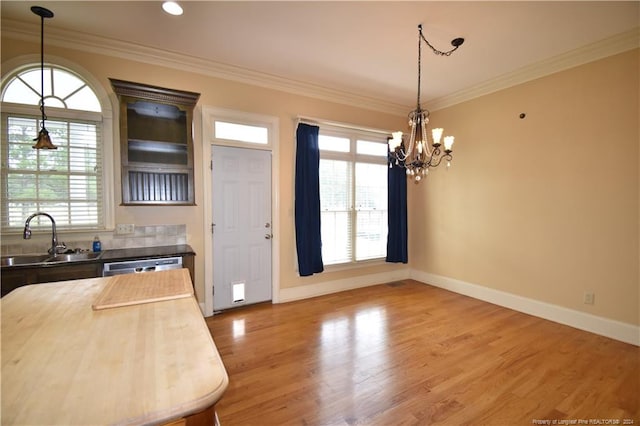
[{"left": 162, "top": 1, "right": 183, "bottom": 16}]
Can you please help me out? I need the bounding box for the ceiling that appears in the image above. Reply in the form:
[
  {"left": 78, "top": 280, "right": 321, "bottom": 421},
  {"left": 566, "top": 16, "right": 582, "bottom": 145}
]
[{"left": 1, "top": 1, "right": 639, "bottom": 112}]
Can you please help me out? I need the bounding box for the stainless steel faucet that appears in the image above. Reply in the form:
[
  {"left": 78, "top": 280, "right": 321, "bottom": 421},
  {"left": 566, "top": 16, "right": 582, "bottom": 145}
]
[{"left": 23, "top": 212, "right": 66, "bottom": 255}]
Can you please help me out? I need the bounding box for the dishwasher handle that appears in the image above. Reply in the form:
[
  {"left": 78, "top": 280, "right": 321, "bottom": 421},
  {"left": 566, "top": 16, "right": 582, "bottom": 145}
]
[{"left": 135, "top": 266, "right": 156, "bottom": 273}]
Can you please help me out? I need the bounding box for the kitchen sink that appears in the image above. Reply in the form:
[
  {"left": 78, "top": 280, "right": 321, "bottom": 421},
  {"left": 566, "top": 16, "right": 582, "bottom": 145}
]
[
  {"left": 45, "top": 252, "right": 103, "bottom": 263},
  {"left": 1, "top": 252, "right": 103, "bottom": 267},
  {"left": 1, "top": 254, "right": 52, "bottom": 267}
]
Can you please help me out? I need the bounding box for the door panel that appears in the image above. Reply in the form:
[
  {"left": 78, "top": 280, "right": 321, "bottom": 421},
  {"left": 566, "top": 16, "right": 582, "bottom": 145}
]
[{"left": 212, "top": 146, "right": 272, "bottom": 311}]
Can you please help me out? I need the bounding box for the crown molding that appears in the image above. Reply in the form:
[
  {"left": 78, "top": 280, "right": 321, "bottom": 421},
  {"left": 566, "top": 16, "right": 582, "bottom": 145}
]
[
  {"left": 1, "top": 19, "right": 408, "bottom": 116},
  {"left": 3, "top": 19, "right": 638, "bottom": 115},
  {"left": 426, "top": 26, "right": 640, "bottom": 111}
]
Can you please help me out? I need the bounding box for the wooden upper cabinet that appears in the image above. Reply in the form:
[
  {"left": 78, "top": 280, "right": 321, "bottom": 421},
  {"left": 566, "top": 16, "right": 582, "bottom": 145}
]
[{"left": 110, "top": 79, "right": 200, "bottom": 205}]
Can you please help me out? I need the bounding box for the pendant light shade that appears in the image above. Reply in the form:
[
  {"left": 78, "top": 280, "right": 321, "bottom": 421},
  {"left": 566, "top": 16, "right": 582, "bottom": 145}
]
[
  {"left": 32, "top": 128, "right": 56, "bottom": 150},
  {"left": 31, "top": 5, "right": 57, "bottom": 149}
]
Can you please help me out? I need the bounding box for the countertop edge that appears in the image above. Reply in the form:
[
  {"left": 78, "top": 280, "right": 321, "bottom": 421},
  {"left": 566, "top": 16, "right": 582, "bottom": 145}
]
[{"left": 1, "top": 244, "right": 195, "bottom": 270}]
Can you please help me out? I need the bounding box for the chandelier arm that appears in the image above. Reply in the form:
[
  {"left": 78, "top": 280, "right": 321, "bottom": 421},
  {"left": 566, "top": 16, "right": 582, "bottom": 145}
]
[
  {"left": 407, "top": 119, "right": 417, "bottom": 162},
  {"left": 421, "top": 114, "right": 430, "bottom": 154},
  {"left": 428, "top": 152, "right": 453, "bottom": 169},
  {"left": 394, "top": 147, "right": 409, "bottom": 162}
]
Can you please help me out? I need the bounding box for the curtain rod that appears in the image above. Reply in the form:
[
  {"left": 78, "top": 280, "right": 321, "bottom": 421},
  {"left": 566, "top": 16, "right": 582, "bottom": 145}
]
[{"left": 295, "top": 115, "right": 392, "bottom": 136}]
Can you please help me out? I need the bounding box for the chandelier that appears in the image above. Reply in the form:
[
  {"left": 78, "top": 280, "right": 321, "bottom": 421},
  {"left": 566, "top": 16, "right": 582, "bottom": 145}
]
[
  {"left": 389, "top": 24, "right": 464, "bottom": 182},
  {"left": 31, "top": 5, "right": 57, "bottom": 149}
]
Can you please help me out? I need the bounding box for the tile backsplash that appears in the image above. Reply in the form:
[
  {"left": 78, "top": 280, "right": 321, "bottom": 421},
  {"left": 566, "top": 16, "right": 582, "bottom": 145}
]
[
  {"left": 109, "top": 224, "right": 187, "bottom": 249},
  {"left": 1, "top": 224, "right": 187, "bottom": 255}
]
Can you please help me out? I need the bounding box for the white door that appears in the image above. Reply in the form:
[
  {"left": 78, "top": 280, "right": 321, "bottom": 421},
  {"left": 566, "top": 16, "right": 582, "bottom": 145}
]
[{"left": 212, "top": 145, "right": 272, "bottom": 311}]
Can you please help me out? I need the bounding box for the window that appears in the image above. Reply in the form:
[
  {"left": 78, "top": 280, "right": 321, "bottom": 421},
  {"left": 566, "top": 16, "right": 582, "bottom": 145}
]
[
  {"left": 318, "top": 127, "right": 388, "bottom": 265},
  {"left": 1, "top": 66, "right": 103, "bottom": 231},
  {"left": 214, "top": 121, "right": 269, "bottom": 145}
]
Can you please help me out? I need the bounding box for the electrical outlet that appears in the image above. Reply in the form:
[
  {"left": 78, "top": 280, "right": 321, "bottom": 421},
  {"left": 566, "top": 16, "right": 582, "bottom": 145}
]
[
  {"left": 583, "top": 292, "right": 595, "bottom": 305},
  {"left": 116, "top": 223, "right": 135, "bottom": 235}
]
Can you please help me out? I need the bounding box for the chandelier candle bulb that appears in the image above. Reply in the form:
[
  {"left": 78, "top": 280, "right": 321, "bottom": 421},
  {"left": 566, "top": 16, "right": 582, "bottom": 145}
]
[
  {"left": 444, "top": 136, "right": 455, "bottom": 152},
  {"left": 432, "top": 128, "right": 444, "bottom": 146}
]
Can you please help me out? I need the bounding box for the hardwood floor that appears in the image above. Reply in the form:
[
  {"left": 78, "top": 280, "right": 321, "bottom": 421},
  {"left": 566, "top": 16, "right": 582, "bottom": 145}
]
[{"left": 206, "top": 280, "right": 639, "bottom": 425}]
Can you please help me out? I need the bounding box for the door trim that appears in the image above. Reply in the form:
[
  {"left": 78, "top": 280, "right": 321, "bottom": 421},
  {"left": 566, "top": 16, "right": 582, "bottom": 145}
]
[{"left": 201, "top": 106, "right": 280, "bottom": 316}]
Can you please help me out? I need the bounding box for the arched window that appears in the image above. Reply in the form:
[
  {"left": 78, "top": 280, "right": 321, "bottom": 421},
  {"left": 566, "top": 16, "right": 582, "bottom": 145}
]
[{"left": 1, "top": 65, "right": 105, "bottom": 231}]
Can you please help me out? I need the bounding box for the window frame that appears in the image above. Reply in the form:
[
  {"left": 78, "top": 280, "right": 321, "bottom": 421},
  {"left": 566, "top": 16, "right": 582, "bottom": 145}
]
[
  {"left": 317, "top": 124, "right": 389, "bottom": 267},
  {"left": 1, "top": 61, "right": 114, "bottom": 234}
]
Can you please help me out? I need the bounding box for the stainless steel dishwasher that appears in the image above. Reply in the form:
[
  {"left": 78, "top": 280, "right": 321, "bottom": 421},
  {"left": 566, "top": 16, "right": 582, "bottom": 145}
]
[{"left": 102, "top": 256, "right": 182, "bottom": 276}]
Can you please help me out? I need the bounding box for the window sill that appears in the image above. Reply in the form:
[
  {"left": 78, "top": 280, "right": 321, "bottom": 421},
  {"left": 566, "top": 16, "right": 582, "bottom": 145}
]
[{"left": 321, "top": 257, "right": 389, "bottom": 273}]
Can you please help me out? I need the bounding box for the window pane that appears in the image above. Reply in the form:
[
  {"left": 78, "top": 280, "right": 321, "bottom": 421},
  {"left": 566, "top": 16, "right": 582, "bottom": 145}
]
[
  {"left": 215, "top": 121, "right": 268, "bottom": 144},
  {"left": 357, "top": 140, "right": 388, "bottom": 157},
  {"left": 355, "top": 163, "right": 388, "bottom": 261},
  {"left": 53, "top": 68, "right": 84, "bottom": 100},
  {"left": 356, "top": 163, "right": 387, "bottom": 211},
  {"left": 321, "top": 211, "right": 352, "bottom": 264},
  {"left": 356, "top": 210, "right": 388, "bottom": 260},
  {"left": 320, "top": 159, "right": 352, "bottom": 264},
  {"left": 320, "top": 159, "right": 351, "bottom": 210},
  {"left": 65, "top": 86, "right": 101, "bottom": 112},
  {"left": 319, "top": 135, "right": 350, "bottom": 152},
  {"left": 7, "top": 174, "right": 37, "bottom": 199},
  {"left": 3, "top": 78, "right": 41, "bottom": 105},
  {"left": 43, "top": 97, "right": 65, "bottom": 109}
]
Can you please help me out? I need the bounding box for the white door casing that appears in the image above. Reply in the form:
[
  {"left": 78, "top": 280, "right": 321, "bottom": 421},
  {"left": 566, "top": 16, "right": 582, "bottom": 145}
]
[{"left": 201, "top": 106, "right": 280, "bottom": 316}]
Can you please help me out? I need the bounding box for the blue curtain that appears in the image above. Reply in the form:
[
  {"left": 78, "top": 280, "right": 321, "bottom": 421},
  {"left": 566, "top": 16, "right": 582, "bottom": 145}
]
[
  {"left": 295, "top": 123, "right": 324, "bottom": 276},
  {"left": 386, "top": 159, "right": 408, "bottom": 263}
]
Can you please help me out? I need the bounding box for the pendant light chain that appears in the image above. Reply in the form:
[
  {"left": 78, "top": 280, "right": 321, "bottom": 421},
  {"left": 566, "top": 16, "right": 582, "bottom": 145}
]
[{"left": 39, "top": 11, "right": 47, "bottom": 125}]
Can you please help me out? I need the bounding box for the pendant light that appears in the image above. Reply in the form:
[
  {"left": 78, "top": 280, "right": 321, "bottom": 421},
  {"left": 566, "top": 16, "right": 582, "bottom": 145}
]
[{"left": 31, "top": 5, "right": 57, "bottom": 150}]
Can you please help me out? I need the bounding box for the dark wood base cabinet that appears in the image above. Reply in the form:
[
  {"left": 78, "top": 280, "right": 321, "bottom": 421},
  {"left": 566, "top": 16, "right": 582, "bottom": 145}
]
[{"left": 1, "top": 263, "right": 102, "bottom": 297}]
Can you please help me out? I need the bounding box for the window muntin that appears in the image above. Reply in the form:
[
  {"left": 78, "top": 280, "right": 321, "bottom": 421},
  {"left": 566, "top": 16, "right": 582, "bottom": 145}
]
[
  {"left": 1, "top": 66, "right": 103, "bottom": 231},
  {"left": 318, "top": 128, "right": 388, "bottom": 265}
]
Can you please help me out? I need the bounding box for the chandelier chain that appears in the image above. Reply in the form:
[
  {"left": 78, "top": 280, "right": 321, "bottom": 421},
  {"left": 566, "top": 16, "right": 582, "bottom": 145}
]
[
  {"left": 416, "top": 27, "right": 422, "bottom": 109},
  {"left": 419, "top": 25, "right": 464, "bottom": 57}
]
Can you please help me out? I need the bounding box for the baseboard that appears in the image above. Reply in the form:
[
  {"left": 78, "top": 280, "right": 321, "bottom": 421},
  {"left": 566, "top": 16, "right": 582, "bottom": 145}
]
[
  {"left": 411, "top": 270, "right": 640, "bottom": 346},
  {"left": 278, "top": 268, "right": 411, "bottom": 303}
]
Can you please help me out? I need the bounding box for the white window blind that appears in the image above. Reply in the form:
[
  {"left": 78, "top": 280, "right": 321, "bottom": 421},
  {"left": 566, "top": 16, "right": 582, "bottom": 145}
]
[
  {"left": 2, "top": 114, "right": 103, "bottom": 230},
  {"left": 318, "top": 128, "right": 388, "bottom": 265}
]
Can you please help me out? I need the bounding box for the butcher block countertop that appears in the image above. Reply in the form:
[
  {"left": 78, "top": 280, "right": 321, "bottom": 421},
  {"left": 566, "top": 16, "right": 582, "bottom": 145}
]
[{"left": 1, "top": 269, "right": 229, "bottom": 425}]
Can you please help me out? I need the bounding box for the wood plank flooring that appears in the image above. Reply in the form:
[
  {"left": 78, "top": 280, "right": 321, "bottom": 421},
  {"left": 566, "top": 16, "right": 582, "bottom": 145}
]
[{"left": 206, "top": 280, "right": 639, "bottom": 425}]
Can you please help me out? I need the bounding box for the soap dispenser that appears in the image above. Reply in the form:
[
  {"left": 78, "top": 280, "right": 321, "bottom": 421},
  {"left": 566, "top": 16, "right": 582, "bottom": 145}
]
[{"left": 92, "top": 236, "right": 102, "bottom": 252}]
